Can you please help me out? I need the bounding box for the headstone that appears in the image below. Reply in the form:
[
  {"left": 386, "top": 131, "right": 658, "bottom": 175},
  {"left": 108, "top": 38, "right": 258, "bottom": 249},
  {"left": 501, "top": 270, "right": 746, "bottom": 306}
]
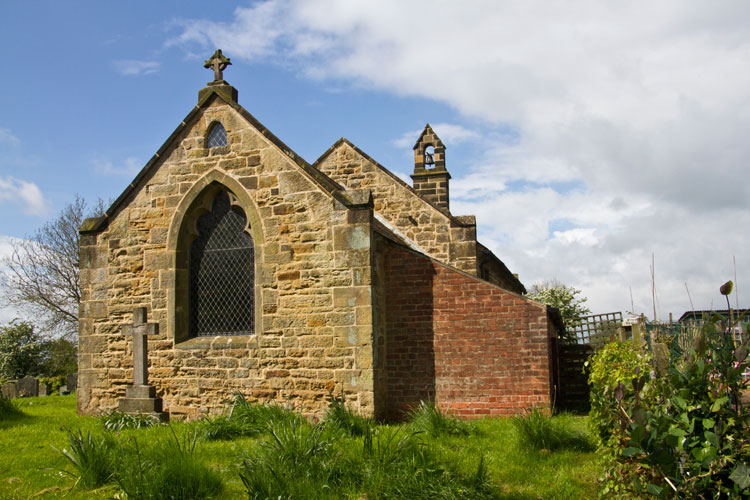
[
  {"left": 59, "top": 385, "right": 69, "bottom": 395},
  {"left": 66, "top": 374, "right": 78, "bottom": 392},
  {"left": 2, "top": 382, "right": 18, "bottom": 399},
  {"left": 17, "top": 377, "right": 39, "bottom": 397},
  {"left": 118, "top": 308, "right": 168, "bottom": 421},
  {"left": 39, "top": 384, "right": 48, "bottom": 397}
]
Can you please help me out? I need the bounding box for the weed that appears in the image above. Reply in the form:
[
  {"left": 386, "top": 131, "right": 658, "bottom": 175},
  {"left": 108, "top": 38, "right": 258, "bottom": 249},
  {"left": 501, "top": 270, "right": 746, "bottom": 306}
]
[
  {"left": 54, "top": 428, "right": 116, "bottom": 489},
  {"left": 114, "top": 426, "right": 223, "bottom": 500},
  {"left": 407, "top": 400, "right": 472, "bottom": 437},
  {"left": 0, "top": 394, "right": 23, "bottom": 420},
  {"left": 101, "top": 410, "right": 162, "bottom": 431},
  {"left": 195, "top": 393, "right": 301, "bottom": 441},
  {"left": 512, "top": 407, "right": 592, "bottom": 452},
  {"left": 324, "top": 391, "right": 371, "bottom": 436}
]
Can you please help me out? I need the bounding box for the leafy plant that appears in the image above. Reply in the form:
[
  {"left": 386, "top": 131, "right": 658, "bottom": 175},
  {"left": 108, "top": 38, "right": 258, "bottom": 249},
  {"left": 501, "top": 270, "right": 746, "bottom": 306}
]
[
  {"left": 194, "top": 393, "right": 301, "bottom": 441},
  {"left": 593, "top": 282, "right": 750, "bottom": 498},
  {"left": 54, "top": 428, "right": 116, "bottom": 489},
  {"left": 407, "top": 400, "right": 472, "bottom": 437},
  {"left": 101, "top": 410, "right": 162, "bottom": 431}
]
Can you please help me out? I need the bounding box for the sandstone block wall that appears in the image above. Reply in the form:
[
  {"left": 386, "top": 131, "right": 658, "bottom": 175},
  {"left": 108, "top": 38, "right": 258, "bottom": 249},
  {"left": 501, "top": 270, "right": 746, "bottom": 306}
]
[
  {"left": 79, "top": 94, "right": 375, "bottom": 419},
  {"left": 377, "top": 237, "right": 554, "bottom": 420},
  {"left": 315, "top": 140, "right": 478, "bottom": 276}
]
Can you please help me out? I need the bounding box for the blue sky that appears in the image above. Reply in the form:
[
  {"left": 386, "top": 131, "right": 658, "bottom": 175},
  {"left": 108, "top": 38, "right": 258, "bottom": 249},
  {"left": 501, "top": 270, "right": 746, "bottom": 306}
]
[{"left": 2, "top": 1, "right": 749, "bottom": 324}]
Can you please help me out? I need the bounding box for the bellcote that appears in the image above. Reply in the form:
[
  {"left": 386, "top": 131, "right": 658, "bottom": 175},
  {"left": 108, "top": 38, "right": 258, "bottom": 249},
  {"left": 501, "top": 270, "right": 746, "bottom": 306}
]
[{"left": 411, "top": 124, "right": 451, "bottom": 212}]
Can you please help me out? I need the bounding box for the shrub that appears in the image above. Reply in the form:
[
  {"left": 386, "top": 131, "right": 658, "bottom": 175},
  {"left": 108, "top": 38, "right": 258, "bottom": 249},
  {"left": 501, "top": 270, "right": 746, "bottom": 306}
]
[
  {"left": 55, "top": 428, "right": 116, "bottom": 489},
  {"left": 39, "top": 374, "right": 66, "bottom": 395},
  {"left": 586, "top": 340, "right": 651, "bottom": 450},
  {"left": 512, "top": 407, "right": 592, "bottom": 452},
  {"left": 101, "top": 410, "right": 163, "bottom": 431},
  {"left": 406, "top": 400, "right": 472, "bottom": 437}
]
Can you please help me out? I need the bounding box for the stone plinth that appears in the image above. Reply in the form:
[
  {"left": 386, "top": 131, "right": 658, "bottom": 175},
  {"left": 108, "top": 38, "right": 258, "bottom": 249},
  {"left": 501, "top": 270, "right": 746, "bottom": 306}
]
[{"left": 118, "top": 385, "right": 168, "bottom": 421}]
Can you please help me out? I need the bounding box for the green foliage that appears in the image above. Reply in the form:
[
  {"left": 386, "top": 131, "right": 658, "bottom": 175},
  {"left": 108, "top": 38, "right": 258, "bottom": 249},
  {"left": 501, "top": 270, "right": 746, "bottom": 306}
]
[
  {"left": 0, "top": 320, "right": 47, "bottom": 379},
  {"left": 406, "top": 400, "right": 472, "bottom": 437},
  {"left": 586, "top": 340, "right": 651, "bottom": 451},
  {"left": 512, "top": 408, "right": 593, "bottom": 452},
  {"left": 528, "top": 279, "right": 591, "bottom": 328},
  {"left": 55, "top": 428, "right": 116, "bottom": 489},
  {"left": 39, "top": 374, "right": 66, "bottom": 395},
  {"left": 324, "top": 391, "right": 371, "bottom": 436},
  {"left": 101, "top": 410, "right": 163, "bottom": 431},
  {"left": 42, "top": 337, "right": 77, "bottom": 376},
  {"left": 591, "top": 284, "right": 750, "bottom": 498}
]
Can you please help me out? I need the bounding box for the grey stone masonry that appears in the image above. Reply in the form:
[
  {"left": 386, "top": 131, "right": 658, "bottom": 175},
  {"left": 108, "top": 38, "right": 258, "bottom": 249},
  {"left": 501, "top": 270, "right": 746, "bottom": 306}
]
[
  {"left": 17, "top": 376, "right": 38, "bottom": 397},
  {"left": 117, "top": 308, "right": 168, "bottom": 420}
]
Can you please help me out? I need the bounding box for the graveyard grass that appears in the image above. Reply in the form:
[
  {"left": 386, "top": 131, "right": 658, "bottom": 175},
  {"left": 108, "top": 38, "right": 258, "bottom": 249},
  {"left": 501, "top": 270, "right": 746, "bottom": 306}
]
[{"left": 0, "top": 395, "right": 601, "bottom": 499}]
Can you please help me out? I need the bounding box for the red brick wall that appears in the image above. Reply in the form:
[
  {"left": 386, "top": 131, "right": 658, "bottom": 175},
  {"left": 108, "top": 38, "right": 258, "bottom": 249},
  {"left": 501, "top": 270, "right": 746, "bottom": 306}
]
[{"left": 382, "top": 241, "right": 554, "bottom": 419}]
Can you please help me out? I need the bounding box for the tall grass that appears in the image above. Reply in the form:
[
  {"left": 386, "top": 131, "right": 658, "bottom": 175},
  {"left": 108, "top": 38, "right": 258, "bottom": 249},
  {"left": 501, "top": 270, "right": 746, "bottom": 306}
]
[
  {"left": 324, "top": 391, "right": 371, "bottom": 436},
  {"left": 512, "top": 407, "right": 593, "bottom": 452},
  {"left": 0, "top": 394, "right": 23, "bottom": 420},
  {"left": 194, "top": 393, "right": 300, "bottom": 441},
  {"left": 54, "top": 428, "right": 116, "bottom": 488},
  {"left": 114, "top": 427, "right": 223, "bottom": 500},
  {"left": 407, "top": 400, "right": 472, "bottom": 437},
  {"left": 101, "top": 410, "right": 162, "bottom": 431}
]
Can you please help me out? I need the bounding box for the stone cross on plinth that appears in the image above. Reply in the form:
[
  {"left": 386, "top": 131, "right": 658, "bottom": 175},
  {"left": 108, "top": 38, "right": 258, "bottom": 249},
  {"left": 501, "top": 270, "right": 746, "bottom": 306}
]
[
  {"left": 204, "top": 49, "right": 231, "bottom": 83},
  {"left": 123, "top": 307, "right": 158, "bottom": 386},
  {"left": 118, "top": 307, "right": 168, "bottom": 421}
]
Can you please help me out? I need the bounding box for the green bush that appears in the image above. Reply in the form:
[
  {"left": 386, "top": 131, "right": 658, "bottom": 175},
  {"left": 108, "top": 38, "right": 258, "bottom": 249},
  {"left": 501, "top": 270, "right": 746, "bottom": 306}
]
[
  {"left": 39, "top": 374, "right": 66, "bottom": 395},
  {"left": 586, "top": 340, "right": 651, "bottom": 450},
  {"left": 592, "top": 283, "right": 750, "bottom": 498}
]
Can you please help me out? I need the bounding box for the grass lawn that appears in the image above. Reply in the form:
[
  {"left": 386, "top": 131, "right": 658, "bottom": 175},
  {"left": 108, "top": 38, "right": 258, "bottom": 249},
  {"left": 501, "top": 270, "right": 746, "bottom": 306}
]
[{"left": 0, "top": 395, "right": 601, "bottom": 499}]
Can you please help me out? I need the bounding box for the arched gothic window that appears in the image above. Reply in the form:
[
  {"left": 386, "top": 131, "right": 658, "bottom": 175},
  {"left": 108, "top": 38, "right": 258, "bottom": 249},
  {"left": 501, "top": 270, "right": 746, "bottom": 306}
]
[
  {"left": 206, "top": 122, "right": 228, "bottom": 148},
  {"left": 424, "top": 145, "right": 435, "bottom": 168},
  {"left": 189, "top": 190, "right": 254, "bottom": 336}
]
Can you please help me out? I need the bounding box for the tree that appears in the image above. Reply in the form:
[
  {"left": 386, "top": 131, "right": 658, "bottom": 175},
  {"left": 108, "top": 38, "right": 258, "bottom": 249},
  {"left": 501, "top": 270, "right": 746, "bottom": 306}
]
[
  {"left": 527, "top": 279, "right": 591, "bottom": 328},
  {"left": 0, "top": 320, "right": 46, "bottom": 380},
  {"left": 1, "top": 196, "right": 105, "bottom": 339}
]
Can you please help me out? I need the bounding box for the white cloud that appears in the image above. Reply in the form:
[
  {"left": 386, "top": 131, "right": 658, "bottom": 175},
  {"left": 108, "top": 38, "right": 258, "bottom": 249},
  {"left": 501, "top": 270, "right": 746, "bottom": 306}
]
[
  {"left": 93, "top": 157, "right": 142, "bottom": 176},
  {"left": 0, "top": 128, "right": 20, "bottom": 146},
  {"left": 112, "top": 60, "right": 161, "bottom": 76},
  {"left": 393, "top": 123, "right": 479, "bottom": 149},
  {"left": 170, "top": 1, "right": 750, "bottom": 319},
  {"left": 0, "top": 177, "right": 48, "bottom": 216}
]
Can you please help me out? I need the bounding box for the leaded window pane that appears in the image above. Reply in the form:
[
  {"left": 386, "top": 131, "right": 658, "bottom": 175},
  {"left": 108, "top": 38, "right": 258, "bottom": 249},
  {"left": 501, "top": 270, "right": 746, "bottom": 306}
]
[
  {"left": 189, "top": 191, "right": 254, "bottom": 336},
  {"left": 206, "top": 123, "right": 228, "bottom": 148}
]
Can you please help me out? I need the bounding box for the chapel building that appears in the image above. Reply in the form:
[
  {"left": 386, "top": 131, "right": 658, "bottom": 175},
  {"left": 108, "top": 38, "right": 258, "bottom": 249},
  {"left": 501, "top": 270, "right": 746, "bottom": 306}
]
[{"left": 78, "top": 52, "right": 562, "bottom": 420}]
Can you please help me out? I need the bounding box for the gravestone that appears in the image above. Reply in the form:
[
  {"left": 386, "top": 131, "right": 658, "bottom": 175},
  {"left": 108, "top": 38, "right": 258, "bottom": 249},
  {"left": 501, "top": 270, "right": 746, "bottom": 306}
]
[
  {"left": 2, "top": 382, "right": 18, "bottom": 399},
  {"left": 66, "top": 374, "right": 78, "bottom": 392},
  {"left": 118, "top": 308, "right": 168, "bottom": 421},
  {"left": 39, "top": 383, "right": 48, "bottom": 397},
  {"left": 17, "top": 377, "right": 39, "bottom": 397}
]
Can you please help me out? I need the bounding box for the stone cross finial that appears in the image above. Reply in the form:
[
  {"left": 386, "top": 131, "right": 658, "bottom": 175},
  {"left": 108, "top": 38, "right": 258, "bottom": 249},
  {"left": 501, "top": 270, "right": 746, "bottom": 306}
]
[
  {"left": 122, "top": 307, "right": 159, "bottom": 386},
  {"left": 204, "top": 49, "right": 231, "bottom": 82}
]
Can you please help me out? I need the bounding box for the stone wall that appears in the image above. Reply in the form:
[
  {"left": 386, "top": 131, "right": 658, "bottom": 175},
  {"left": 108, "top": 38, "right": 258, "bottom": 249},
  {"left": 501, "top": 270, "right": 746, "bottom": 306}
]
[
  {"left": 79, "top": 93, "right": 376, "bottom": 419},
  {"left": 376, "top": 236, "right": 555, "bottom": 420},
  {"left": 315, "top": 140, "right": 478, "bottom": 276}
]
